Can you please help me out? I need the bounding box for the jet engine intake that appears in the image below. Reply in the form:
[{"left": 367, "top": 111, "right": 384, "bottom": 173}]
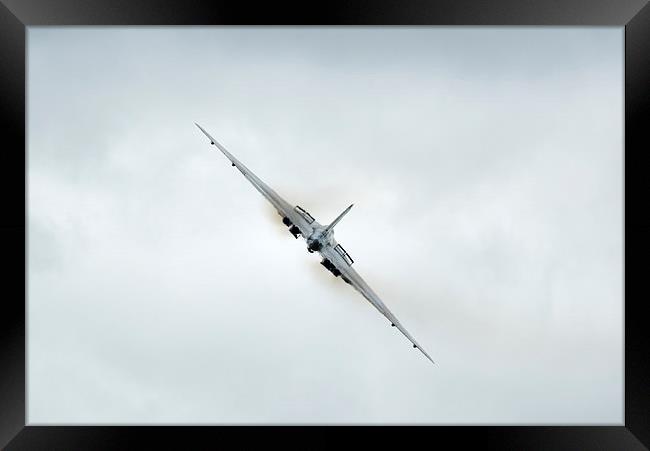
[
  {"left": 282, "top": 217, "right": 293, "bottom": 227},
  {"left": 320, "top": 258, "right": 341, "bottom": 277},
  {"left": 289, "top": 225, "right": 301, "bottom": 238}
]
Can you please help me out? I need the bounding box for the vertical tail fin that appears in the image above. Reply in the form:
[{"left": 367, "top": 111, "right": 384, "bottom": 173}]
[{"left": 324, "top": 204, "right": 354, "bottom": 234}]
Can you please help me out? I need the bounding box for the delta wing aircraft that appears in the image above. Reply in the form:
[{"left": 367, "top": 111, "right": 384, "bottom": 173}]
[{"left": 196, "top": 123, "right": 434, "bottom": 364}]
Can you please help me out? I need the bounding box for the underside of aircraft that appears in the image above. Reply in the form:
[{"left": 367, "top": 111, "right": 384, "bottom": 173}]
[{"left": 195, "top": 123, "right": 434, "bottom": 364}]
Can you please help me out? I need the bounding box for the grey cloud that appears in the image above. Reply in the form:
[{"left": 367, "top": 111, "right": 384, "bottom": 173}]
[{"left": 28, "top": 27, "right": 622, "bottom": 424}]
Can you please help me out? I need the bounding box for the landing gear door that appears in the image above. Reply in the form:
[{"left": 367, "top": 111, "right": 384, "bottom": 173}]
[{"left": 294, "top": 205, "right": 316, "bottom": 224}]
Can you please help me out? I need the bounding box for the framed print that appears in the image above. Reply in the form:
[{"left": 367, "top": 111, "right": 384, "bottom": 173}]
[{"left": 1, "top": 0, "right": 648, "bottom": 449}]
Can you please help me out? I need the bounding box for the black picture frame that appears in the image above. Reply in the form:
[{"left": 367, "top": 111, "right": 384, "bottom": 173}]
[{"left": 1, "top": 1, "right": 647, "bottom": 449}]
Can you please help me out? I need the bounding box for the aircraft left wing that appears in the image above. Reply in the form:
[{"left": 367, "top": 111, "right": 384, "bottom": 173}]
[
  {"left": 319, "top": 240, "right": 434, "bottom": 364},
  {"left": 195, "top": 123, "right": 314, "bottom": 237}
]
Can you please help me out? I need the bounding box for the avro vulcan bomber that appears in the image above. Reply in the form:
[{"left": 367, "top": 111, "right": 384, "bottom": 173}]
[{"left": 196, "top": 124, "right": 434, "bottom": 364}]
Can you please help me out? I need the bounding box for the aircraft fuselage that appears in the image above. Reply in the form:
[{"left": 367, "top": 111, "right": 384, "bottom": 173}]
[{"left": 306, "top": 227, "right": 331, "bottom": 253}]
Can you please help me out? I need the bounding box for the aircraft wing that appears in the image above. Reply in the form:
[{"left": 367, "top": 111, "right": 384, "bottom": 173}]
[
  {"left": 195, "top": 123, "right": 314, "bottom": 237},
  {"left": 319, "top": 241, "right": 434, "bottom": 364}
]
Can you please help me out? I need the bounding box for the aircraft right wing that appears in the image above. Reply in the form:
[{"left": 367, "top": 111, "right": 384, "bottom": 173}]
[
  {"left": 319, "top": 240, "right": 434, "bottom": 364},
  {"left": 195, "top": 123, "right": 314, "bottom": 237}
]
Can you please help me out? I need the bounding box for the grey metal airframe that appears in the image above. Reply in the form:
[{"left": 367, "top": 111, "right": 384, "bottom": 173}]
[{"left": 196, "top": 123, "right": 434, "bottom": 364}]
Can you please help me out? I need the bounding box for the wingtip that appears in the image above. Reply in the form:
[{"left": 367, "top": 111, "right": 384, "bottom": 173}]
[
  {"left": 194, "top": 123, "right": 213, "bottom": 143},
  {"left": 416, "top": 346, "right": 435, "bottom": 365}
]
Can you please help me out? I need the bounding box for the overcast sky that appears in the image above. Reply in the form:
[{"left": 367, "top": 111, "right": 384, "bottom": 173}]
[{"left": 27, "top": 27, "right": 623, "bottom": 424}]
